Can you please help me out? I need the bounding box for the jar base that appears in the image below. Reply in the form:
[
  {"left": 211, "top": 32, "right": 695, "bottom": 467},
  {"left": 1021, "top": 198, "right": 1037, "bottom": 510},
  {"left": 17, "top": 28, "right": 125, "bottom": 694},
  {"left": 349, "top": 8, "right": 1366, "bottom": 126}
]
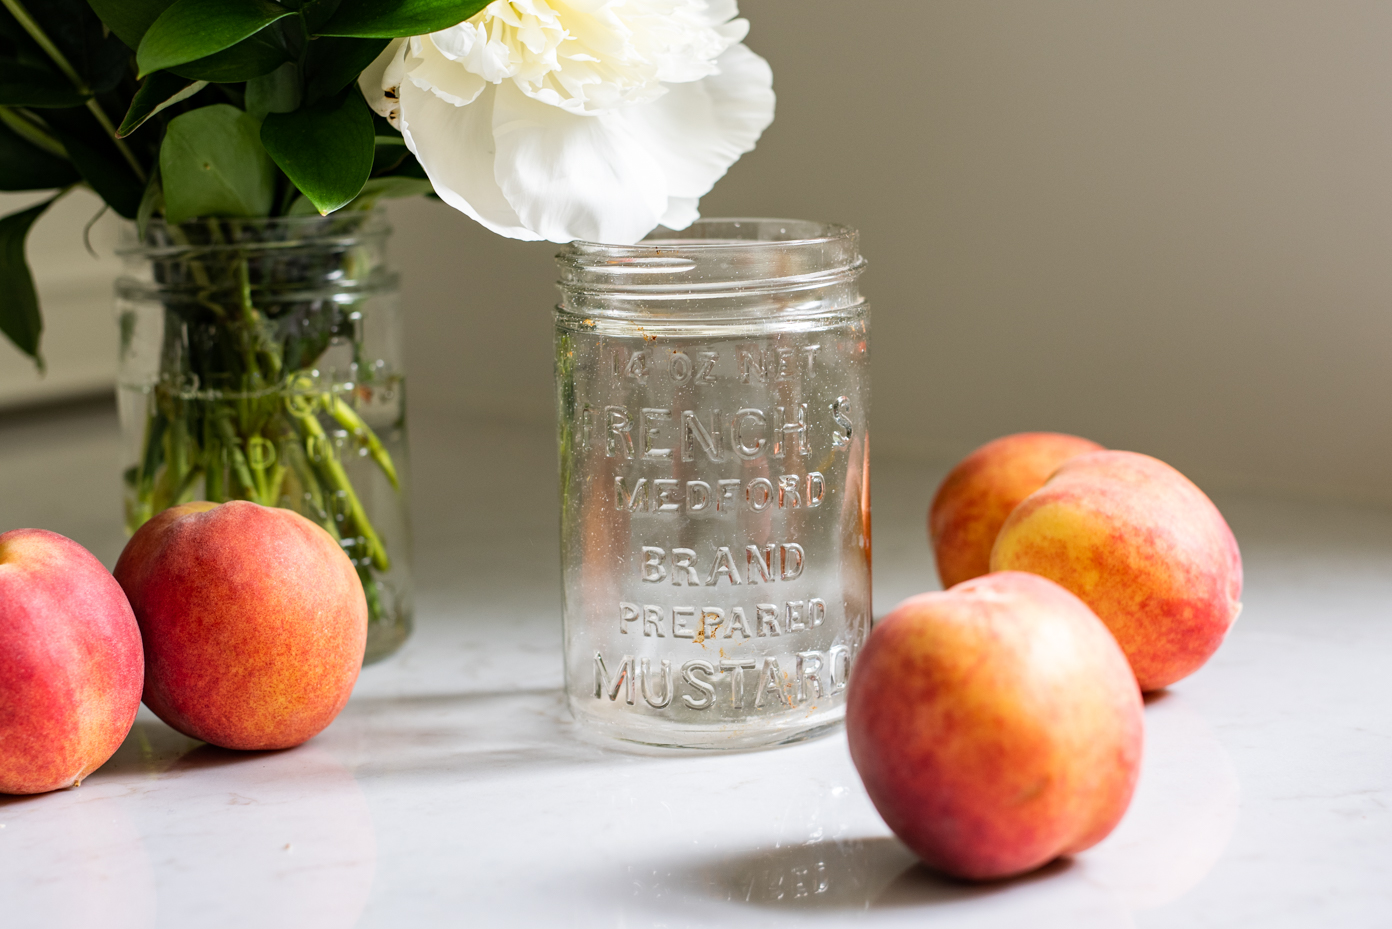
[
  {"left": 364, "top": 616, "right": 413, "bottom": 665},
  {"left": 567, "top": 699, "right": 846, "bottom": 753}
]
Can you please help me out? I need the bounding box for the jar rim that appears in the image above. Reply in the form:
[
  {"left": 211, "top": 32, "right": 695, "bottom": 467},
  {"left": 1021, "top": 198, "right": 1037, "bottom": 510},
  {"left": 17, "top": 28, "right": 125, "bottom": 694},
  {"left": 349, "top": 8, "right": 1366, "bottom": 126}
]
[
  {"left": 116, "top": 210, "right": 390, "bottom": 257},
  {"left": 555, "top": 218, "right": 866, "bottom": 332},
  {"left": 557, "top": 217, "right": 863, "bottom": 297},
  {"left": 565, "top": 218, "right": 855, "bottom": 254}
]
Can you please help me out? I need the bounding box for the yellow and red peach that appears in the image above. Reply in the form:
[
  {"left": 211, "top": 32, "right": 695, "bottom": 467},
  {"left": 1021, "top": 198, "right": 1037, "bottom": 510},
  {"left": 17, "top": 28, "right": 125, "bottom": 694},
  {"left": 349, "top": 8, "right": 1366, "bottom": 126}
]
[
  {"left": 991, "top": 450, "right": 1242, "bottom": 692},
  {"left": 114, "top": 501, "right": 367, "bottom": 750},
  {"left": 0, "top": 529, "right": 143, "bottom": 794},
  {"left": 930, "top": 432, "right": 1102, "bottom": 589},
  {"left": 847, "top": 571, "right": 1143, "bottom": 880}
]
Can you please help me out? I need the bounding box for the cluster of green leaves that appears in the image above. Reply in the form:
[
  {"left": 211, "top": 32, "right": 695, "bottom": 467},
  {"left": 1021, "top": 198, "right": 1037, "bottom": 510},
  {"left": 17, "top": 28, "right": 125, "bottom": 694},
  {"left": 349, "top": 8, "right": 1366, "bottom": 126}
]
[{"left": 1, "top": 0, "right": 489, "bottom": 366}]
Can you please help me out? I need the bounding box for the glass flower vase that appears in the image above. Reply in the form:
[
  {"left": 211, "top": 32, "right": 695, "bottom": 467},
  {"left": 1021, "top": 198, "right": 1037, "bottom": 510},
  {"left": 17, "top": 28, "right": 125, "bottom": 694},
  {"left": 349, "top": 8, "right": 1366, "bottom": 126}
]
[
  {"left": 555, "top": 219, "right": 872, "bottom": 750},
  {"left": 114, "top": 212, "right": 412, "bottom": 664}
]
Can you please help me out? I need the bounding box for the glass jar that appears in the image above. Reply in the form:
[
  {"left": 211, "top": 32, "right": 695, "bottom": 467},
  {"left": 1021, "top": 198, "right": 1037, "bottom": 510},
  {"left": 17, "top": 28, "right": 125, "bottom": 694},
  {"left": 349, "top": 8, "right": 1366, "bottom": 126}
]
[
  {"left": 555, "top": 219, "right": 871, "bottom": 750},
  {"left": 115, "top": 212, "right": 412, "bottom": 664}
]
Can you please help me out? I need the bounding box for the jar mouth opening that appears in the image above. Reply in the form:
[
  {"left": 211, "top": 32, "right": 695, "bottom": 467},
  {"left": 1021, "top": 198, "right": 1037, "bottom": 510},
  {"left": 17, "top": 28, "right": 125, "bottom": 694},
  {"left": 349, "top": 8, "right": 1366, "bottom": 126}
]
[{"left": 557, "top": 218, "right": 864, "bottom": 298}]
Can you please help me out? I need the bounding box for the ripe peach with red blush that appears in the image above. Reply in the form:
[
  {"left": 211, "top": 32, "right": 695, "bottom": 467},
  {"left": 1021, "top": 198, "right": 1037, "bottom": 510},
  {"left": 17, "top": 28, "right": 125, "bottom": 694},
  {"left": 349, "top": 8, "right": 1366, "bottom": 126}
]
[
  {"left": 847, "top": 571, "right": 1143, "bottom": 880},
  {"left": 114, "top": 500, "right": 366, "bottom": 750},
  {"left": 930, "top": 432, "right": 1102, "bottom": 589},
  {"left": 991, "top": 450, "right": 1242, "bottom": 692},
  {"left": 1, "top": 529, "right": 143, "bottom": 795}
]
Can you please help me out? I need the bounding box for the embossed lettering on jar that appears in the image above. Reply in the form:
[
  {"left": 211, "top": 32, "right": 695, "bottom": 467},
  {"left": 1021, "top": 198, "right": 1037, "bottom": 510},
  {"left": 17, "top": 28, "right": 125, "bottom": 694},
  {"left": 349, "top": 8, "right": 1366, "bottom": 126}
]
[{"left": 555, "top": 219, "right": 870, "bottom": 750}]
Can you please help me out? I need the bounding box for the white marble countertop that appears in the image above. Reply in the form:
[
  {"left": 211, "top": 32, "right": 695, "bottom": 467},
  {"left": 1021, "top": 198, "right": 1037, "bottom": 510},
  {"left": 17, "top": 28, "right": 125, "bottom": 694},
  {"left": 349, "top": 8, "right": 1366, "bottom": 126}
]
[{"left": 2, "top": 402, "right": 1390, "bottom": 928}]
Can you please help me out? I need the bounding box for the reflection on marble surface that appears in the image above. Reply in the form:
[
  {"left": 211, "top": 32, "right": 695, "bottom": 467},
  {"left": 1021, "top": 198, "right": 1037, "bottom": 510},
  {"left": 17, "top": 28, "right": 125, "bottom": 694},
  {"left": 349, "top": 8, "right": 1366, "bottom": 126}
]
[
  {"left": 658, "top": 691, "right": 1243, "bottom": 921},
  {"left": 2, "top": 407, "right": 1390, "bottom": 927},
  {"left": 693, "top": 836, "right": 916, "bottom": 907},
  {"left": 1085, "top": 692, "right": 1241, "bottom": 910}
]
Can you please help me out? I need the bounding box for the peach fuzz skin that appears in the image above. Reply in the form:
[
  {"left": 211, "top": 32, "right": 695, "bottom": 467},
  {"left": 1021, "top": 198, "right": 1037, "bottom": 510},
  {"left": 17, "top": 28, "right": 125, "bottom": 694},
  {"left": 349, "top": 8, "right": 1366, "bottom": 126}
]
[
  {"left": 0, "top": 529, "right": 143, "bottom": 795},
  {"left": 991, "top": 450, "right": 1242, "bottom": 693},
  {"left": 846, "top": 572, "right": 1143, "bottom": 881},
  {"left": 114, "top": 501, "right": 367, "bottom": 751},
  {"left": 930, "top": 432, "right": 1102, "bottom": 590}
]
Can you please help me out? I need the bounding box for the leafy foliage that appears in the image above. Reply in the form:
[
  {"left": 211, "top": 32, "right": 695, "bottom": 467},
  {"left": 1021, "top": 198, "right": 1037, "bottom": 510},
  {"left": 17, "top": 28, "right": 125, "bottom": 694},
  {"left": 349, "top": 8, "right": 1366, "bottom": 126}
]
[
  {"left": 5, "top": 0, "right": 437, "bottom": 631},
  {"left": 261, "top": 87, "right": 374, "bottom": 214},
  {"left": 0, "top": 0, "right": 454, "bottom": 362},
  {"left": 0, "top": 196, "right": 57, "bottom": 366},
  {"left": 22, "top": 0, "right": 130, "bottom": 92},
  {"left": 317, "top": 0, "right": 490, "bottom": 38},
  {"left": 78, "top": 0, "right": 176, "bottom": 55},
  {"left": 0, "top": 118, "right": 80, "bottom": 189},
  {"left": 166, "top": 28, "right": 294, "bottom": 84},
  {"left": 302, "top": 36, "right": 389, "bottom": 103},
  {"left": 117, "top": 72, "right": 206, "bottom": 137},
  {"left": 0, "top": 61, "right": 88, "bottom": 107},
  {"left": 43, "top": 106, "right": 146, "bottom": 218},
  {"left": 244, "top": 62, "right": 301, "bottom": 119},
  {"left": 136, "top": 0, "right": 294, "bottom": 78},
  {"left": 161, "top": 104, "right": 274, "bottom": 222}
]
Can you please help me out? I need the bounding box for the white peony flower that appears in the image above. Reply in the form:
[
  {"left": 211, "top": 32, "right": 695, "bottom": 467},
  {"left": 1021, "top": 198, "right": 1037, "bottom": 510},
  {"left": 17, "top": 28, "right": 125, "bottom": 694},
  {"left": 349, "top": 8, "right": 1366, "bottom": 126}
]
[{"left": 358, "top": 0, "right": 774, "bottom": 244}]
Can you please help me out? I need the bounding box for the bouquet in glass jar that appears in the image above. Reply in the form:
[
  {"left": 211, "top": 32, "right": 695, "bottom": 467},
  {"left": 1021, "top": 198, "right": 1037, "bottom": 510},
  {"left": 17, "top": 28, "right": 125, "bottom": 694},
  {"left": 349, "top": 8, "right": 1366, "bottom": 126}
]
[
  {"left": 113, "top": 209, "right": 412, "bottom": 658},
  {"left": 0, "top": 0, "right": 775, "bottom": 660}
]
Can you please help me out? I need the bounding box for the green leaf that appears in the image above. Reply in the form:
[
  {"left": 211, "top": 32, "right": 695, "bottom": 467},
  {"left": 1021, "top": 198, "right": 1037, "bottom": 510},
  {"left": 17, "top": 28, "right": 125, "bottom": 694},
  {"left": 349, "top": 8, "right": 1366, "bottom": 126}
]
[
  {"left": 168, "top": 28, "right": 293, "bottom": 83},
  {"left": 297, "top": 0, "right": 344, "bottom": 34},
  {"left": 355, "top": 174, "right": 432, "bottom": 202},
  {"left": 244, "top": 62, "right": 300, "bottom": 119},
  {"left": 0, "top": 196, "right": 58, "bottom": 367},
  {"left": 136, "top": 167, "right": 163, "bottom": 239},
  {"left": 87, "top": 32, "right": 134, "bottom": 93},
  {"left": 261, "top": 87, "right": 373, "bottom": 215},
  {"left": 370, "top": 138, "right": 408, "bottom": 175},
  {"left": 303, "top": 35, "right": 390, "bottom": 104},
  {"left": 136, "top": 0, "right": 294, "bottom": 77},
  {"left": 85, "top": 0, "right": 178, "bottom": 50},
  {"left": 0, "top": 61, "right": 89, "bottom": 108},
  {"left": 22, "top": 0, "right": 129, "bottom": 91},
  {"left": 315, "top": 0, "right": 488, "bottom": 38},
  {"left": 117, "top": 72, "right": 207, "bottom": 137},
  {"left": 0, "top": 107, "right": 66, "bottom": 158},
  {"left": 0, "top": 118, "right": 80, "bottom": 190},
  {"left": 43, "top": 109, "right": 145, "bottom": 218},
  {"left": 286, "top": 174, "right": 431, "bottom": 215},
  {"left": 160, "top": 103, "right": 274, "bottom": 222},
  {"left": 388, "top": 147, "right": 426, "bottom": 179}
]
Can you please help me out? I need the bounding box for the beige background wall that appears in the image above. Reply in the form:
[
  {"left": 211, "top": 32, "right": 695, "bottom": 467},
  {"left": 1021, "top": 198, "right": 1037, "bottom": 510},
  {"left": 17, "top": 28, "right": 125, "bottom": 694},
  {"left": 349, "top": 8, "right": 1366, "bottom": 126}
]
[{"left": 6, "top": 2, "right": 1392, "bottom": 501}]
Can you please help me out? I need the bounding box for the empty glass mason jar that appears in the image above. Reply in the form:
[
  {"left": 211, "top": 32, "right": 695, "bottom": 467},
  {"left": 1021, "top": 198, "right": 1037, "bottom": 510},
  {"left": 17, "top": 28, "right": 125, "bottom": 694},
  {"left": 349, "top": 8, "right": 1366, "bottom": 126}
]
[
  {"left": 555, "top": 219, "right": 871, "bottom": 750},
  {"left": 115, "top": 212, "right": 412, "bottom": 664}
]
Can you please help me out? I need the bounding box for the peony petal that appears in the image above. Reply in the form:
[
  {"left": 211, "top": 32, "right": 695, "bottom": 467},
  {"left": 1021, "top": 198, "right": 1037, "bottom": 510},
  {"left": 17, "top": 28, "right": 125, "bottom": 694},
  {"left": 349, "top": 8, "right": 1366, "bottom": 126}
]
[
  {"left": 715, "top": 17, "right": 750, "bottom": 45},
  {"left": 615, "top": 42, "right": 774, "bottom": 201},
  {"left": 659, "top": 196, "right": 700, "bottom": 231},
  {"left": 358, "top": 38, "right": 406, "bottom": 119},
  {"left": 430, "top": 20, "right": 519, "bottom": 84},
  {"left": 491, "top": 81, "right": 667, "bottom": 244},
  {"left": 408, "top": 36, "right": 487, "bottom": 107},
  {"left": 702, "top": 0, "right": 742, "bottom": 27},
  {"left": 426, "top": 21, "right": 485, "bottom": 61},
  {"left": 397, "top": 80, "right": 543, "bottom": 241}
]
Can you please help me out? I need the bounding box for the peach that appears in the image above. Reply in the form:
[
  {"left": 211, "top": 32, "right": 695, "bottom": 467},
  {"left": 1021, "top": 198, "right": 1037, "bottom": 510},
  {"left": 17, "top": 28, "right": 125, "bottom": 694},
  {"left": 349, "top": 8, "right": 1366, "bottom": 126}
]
[
  {"left": 930, "top": 432, "right": 1102, "bottom": 589},
  {"left": 114, "top": 501, "right": 366, "bottom": 750},
  {"left": 846, "top": 571, "right": 1143, "bottom": 880},
  {"left": 991, "top": 450, "right": 1242, "bottom": 692},
  {"left": 0, "top": 529, "right": 143, "bottom": 794}
]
